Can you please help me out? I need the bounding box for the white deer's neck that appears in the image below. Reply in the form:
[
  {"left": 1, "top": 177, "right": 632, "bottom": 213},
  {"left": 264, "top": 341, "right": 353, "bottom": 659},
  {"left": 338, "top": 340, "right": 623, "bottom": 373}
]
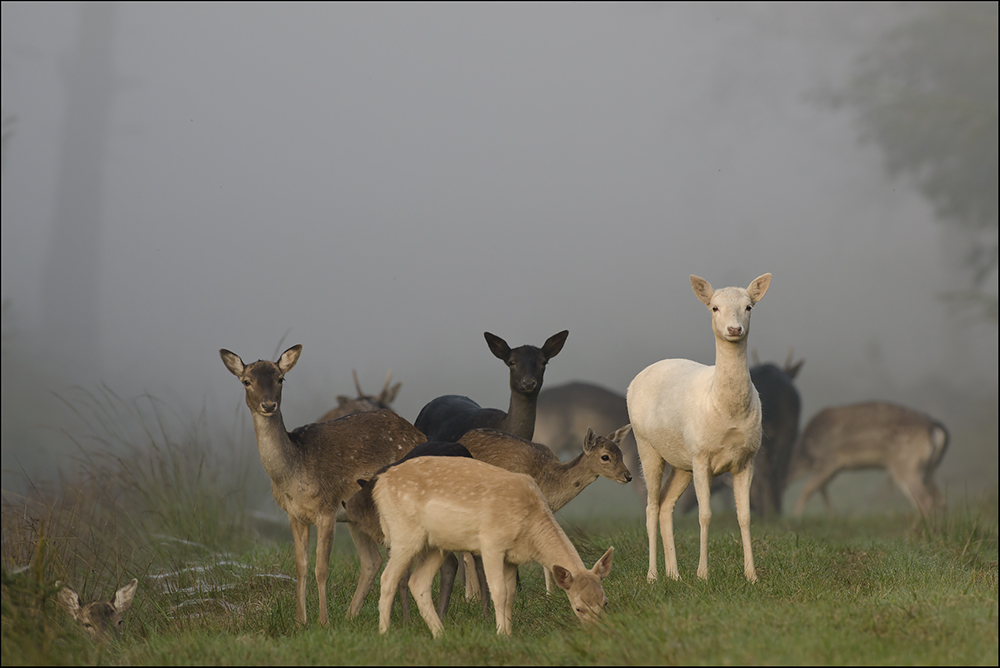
[
  {"left": 540, "top": 455, "right": 599, "bottom": 513},
  {"left": 503, "top": 390, "right": 538, "bottom": 441},
  {"left": 251, "top": 410, "right": 295, "bottom": 482},
  {"left": 710, "top": 335, "right": 755, "bottom": 417}
]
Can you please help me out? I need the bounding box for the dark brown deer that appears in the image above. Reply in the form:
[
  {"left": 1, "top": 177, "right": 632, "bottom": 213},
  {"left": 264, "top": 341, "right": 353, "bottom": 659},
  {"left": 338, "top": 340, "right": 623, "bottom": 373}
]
[
  {"left": 317, "top": 369, "right": 401, "bottom": 423},
  {"left": 220, "top": 345, "right": 426, "bottom": 626},
  {"left": 56, "top": 579, "right": 138, "bottom": 642},
  {"left": 414, "top": 330, "right": 568, "bottom": 443},
  {"left": 789, "top": 401, "right": 949, "bottom": 516}
]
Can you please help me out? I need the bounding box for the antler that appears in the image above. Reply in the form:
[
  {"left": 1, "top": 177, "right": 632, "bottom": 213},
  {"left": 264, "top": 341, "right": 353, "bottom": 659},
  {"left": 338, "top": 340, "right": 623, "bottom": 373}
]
[
  {"left": 378, "top": 370, "right": 393, "bottom": 402},
  {"left": 751, "top": 349, "right": 761, "bottom": 366},
  {"left": 352, "top": 369, "right": 364, "bottom": 397},
  {"left": 783, "top": 346, "right": 795, "bottom": 373}
]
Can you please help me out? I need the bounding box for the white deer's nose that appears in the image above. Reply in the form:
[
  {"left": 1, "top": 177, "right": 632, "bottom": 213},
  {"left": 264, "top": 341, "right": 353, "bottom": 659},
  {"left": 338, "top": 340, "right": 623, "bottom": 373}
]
[{"left": 727, "top": 325, "right": 744, "bottom": 337}]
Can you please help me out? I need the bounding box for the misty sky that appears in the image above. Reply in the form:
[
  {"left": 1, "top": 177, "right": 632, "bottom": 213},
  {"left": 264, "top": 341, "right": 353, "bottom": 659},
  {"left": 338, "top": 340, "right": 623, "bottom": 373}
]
[{"left": 2, "top": 2, "right": 997, "bottom": 476}]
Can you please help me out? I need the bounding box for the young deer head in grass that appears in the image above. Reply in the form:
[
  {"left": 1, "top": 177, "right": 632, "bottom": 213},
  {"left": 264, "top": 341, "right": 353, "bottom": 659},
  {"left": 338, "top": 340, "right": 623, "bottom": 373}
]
[{"left": 56, "top": 579, "right": 138, "bottom": 642}]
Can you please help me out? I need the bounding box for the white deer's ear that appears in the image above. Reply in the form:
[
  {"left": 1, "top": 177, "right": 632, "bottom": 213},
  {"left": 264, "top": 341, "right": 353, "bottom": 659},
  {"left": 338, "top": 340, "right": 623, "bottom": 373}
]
[
  {"left": 219, "top": 349, "right": 245, "bottom": 377},
  {"left": 278, "top": 345, "right": 302, "bottom": 373},
  {"left": 690, "top": 275, "right": 714, "bottom": 305},
  {"left": 746, "top": 273, "right": 772, "bottom": 304},
  {"left": 114, "top": 579, "right": 138, "bottom": 613}
]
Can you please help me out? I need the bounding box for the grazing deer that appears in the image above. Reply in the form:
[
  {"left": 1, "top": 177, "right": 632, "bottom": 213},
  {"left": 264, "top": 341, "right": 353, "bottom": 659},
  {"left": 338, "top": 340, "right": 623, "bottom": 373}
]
[
  {"left": 460, "top": 425, "right": 631, "bottom": 594},
  {"left": 341, "top": 440, "right": 484, "bottom": 620},
  {"left": 679, "top": 348, "right": 804, "bottom": 516},
  {"left": 220, "top": 345, "right": 425, "bottom": 626},
  {"left": 56, "top": 578, "right": 138, "bottom": 642},
  {"left": 414, "top": 330, "right": 569, "bottom": 443},
  {"left": 373, "top": 456, "right": 614, "bottom": 637},
  {"left": 789, "top": 401, "right": 949, "bottom": 516},
  {"left": 627, "top": 273, "right": 771, "bottom": 583},
  {"left": 318, "top": 369, "right": 401, "bottom": 423},
  {"left": 534, "top": 381, "right": 644, "bottom": 502}
]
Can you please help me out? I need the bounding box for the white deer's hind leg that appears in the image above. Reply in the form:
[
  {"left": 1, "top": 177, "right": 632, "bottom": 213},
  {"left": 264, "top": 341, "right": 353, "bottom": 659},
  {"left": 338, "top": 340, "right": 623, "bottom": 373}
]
[
  {"left": 501, "top": 562, "right": 518, "bottom": 634},
  {"left": 732, "top": 464, "right": 757, "bottom": 582},
  {"left": 691, "top": 462, "right": 713, "bottom": 580},
  {"left": 638, "top": 445, "right": 666, "bottom": 582},
  {"left": 659, "top": 467, "right": 692, "bottom": 581}
]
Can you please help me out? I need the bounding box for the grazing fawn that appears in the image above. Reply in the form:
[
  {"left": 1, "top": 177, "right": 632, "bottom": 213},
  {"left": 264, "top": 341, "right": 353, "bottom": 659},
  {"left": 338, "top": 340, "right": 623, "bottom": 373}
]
[{"left": 373, "top": 456, "right": 614, "bottom": 637}]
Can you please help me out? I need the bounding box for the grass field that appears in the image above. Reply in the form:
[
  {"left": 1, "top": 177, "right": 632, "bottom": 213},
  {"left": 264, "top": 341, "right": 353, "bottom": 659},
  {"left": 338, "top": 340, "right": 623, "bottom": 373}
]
[{"left": 1, "top": 389, "right": 996, "bottom": 665}]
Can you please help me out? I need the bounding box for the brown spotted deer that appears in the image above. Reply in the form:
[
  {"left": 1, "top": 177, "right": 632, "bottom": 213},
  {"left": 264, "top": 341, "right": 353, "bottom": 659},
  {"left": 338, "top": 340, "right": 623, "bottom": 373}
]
[
  {"left": 534, "top": 382, "right": 644, "bottom": 501},
  {"left": 414, "top": 330, "right": 569, "bottom": 443},
  {"left": 460, "top": 425, "right": 632, "bottom": 594},
  {"left": 627, "top": 273, "right": 771, "bottom": 583},
  {"left": 790, "top": 401, "right": 949, "bottom": 517},
  {"left": 56, "top": 578, "right": 138, "bottom": 642},
  {"left": 373, "top": 456, "right": 614, "bottom": 637},
  {"left": 317, "top": 369, "right": 401, "bottom": 423},
  {"left": 220, "top": 345, "right": 425, "bottom": 626}
]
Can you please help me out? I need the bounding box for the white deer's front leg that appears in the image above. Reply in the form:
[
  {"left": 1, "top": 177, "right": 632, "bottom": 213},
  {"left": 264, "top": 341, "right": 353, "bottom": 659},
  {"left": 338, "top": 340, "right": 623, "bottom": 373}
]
[
  {"left": 659, "top": 467, "right": 692, "bottom": 581},
  {"left": 732, "top": 465, "right": 757, "bottom": 582}
]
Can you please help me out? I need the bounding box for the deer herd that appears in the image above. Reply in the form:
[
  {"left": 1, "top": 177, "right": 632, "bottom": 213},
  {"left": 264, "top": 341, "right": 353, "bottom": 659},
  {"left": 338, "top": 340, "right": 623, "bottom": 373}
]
[{"left": 57, "top": 272, "right": 953, "bottom": 641}]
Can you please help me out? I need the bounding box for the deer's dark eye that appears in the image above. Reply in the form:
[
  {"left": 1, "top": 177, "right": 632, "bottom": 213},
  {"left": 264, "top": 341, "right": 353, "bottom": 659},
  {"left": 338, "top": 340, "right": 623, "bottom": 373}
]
[
  {"left": 746, "top": 305, "right": 752, "bottom": 311},
  {"left": 242, "top": 380, "right": 251, "bottom": 387},
  {"left": 712, "top": 306, "right": 719, "bottom": 312},
  {"left": 601, "top": 455, "right": 610, "bottom": 461},
  {"left": 278, "top": 377, "right": 285, "bottom": 384}
]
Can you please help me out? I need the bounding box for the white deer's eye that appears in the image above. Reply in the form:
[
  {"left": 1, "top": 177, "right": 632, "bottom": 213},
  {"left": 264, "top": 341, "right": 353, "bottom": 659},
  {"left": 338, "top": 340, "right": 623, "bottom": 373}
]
[
  {"left": 746, "top": 305, "right": 752, "bottom": 311},
  {"left": 712, "top": 306, "right": 719, "bottom": 312}
]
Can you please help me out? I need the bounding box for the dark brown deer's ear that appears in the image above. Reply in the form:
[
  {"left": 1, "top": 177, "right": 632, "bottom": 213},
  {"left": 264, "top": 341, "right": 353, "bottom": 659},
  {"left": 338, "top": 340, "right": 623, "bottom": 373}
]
[
  {"left": 543, "top": 330, "right": 569, "bottom": 359},
  {"left": 484, "top": 332, "right": 511, "bottom": 360}
]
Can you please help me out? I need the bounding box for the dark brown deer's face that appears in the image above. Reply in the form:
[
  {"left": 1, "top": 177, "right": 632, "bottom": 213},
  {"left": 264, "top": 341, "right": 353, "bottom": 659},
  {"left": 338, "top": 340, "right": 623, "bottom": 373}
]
[{"left": 485, "top": 330, "right": 568, "bottom": 396}]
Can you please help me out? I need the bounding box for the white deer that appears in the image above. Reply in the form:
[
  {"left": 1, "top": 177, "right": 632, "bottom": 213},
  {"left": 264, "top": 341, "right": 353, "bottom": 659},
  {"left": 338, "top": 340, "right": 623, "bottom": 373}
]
[
  {"left": 627, "top": 273, "right": 771, "bottom": 583},
  {"left": 372, "top": 456, "right": 614, "bottom": 637}
]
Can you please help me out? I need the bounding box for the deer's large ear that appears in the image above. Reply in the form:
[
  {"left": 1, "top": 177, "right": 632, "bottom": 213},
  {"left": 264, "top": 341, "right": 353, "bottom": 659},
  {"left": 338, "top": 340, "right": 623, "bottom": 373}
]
[
  {"left": 690, "top": 275, "right": 714, "bottom": 305},
  {"left": 484, "top": 332, "right": 511, "bottom": 360},
  {"left": 552, "top": 565, "right": 574, "bottom": 591},
  {"left": 609, "top": 424, "right": 632, "bottom": 445},
  {"left": 747, "top": 273, "right": 772, "bottom": 304},
  {"left": 277, "top": 345, "right": 302, "bottom": 373},
  {"left": 592, "top": 547, "right": 614, "bottom": 579},
  {"left": 55, "top": 583, "right": 82, "bottom": 620},
  {"left": 219, "top": 349, "right": 245, "bottom": 377},
  {"left": 583, "top": 427, "right": 597, "bottom": 453},
  {"left": 114, "top": 579, "right": 138, "bottom": 614},
  {"left": 542, "top": 330, "right": 569, "bottom": 359}
]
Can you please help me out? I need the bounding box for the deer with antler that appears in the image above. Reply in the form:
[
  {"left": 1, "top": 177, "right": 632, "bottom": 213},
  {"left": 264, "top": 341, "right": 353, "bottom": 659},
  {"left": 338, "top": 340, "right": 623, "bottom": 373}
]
[{"left": 318, "top": 369, "right": 402, "bottom": 423}]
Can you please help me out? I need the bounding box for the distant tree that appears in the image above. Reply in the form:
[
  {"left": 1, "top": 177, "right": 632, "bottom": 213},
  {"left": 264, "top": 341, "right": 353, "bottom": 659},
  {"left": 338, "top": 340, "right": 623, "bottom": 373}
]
[{"left": 833, "top": 2, "right": 998, "bottom": 321}]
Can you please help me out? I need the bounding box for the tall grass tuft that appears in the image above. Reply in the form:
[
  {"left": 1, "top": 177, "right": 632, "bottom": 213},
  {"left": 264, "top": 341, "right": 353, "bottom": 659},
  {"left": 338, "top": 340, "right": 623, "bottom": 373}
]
[{"left": 1, "top": 384, "right": 264, "bottom": 663}]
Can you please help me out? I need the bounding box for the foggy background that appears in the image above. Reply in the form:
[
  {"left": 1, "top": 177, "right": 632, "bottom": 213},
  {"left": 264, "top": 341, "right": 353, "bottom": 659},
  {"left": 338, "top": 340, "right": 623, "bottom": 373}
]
[{"left": 2, "top": 2, "right": 996, "bottom": 513}]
